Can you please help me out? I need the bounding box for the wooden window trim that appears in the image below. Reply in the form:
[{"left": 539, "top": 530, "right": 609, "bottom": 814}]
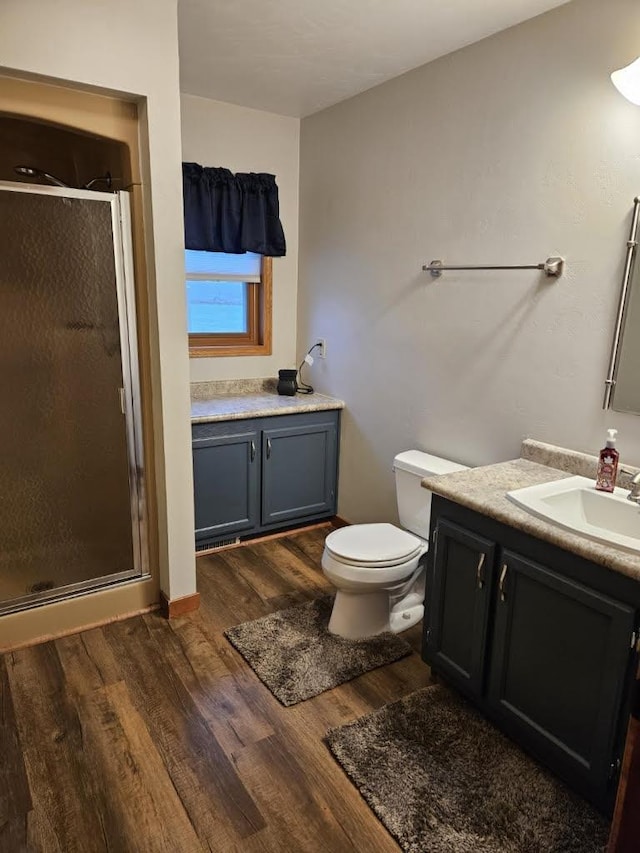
[{"left": 188, "top": 256, "right": 272, "bottom": 358}]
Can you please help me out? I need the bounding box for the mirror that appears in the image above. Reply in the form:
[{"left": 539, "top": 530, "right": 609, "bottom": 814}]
[{"left": 604, "top": 197, "right": 640, "bottom": 413}]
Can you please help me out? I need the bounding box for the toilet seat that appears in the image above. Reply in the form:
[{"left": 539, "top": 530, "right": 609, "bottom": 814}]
[
  {"left": 324, "top": 523, "right": 423, "bottom": 568},
  {"left": 322, "top": 547, "right": 423, "bottom": 586}
]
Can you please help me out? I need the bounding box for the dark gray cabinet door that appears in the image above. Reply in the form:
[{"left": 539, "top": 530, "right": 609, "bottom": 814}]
[
  {"left": 488, "top": 549, "right": 636, "bottom": 798},
  {"left": 192, "top": 429, "right": 259, "bottom": 540},
  {"left": 261, "top": 419, "right": 337, "bottom": 526},
  {"left": 424, "top": 519, "right": 496, "bottom": 698}
]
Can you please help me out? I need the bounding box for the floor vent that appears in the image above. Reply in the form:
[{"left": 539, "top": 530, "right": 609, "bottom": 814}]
[
  {"left": 28, "top": 580, "right": 56, "bottom": 594},
  {"left": 196, "top": 537, "right": 239, "bottom": 554}
]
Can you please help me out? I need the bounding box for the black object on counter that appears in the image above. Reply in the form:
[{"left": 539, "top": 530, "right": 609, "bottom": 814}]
[{"left": 277, "top": 369, "right": 298, "bottom": 396}]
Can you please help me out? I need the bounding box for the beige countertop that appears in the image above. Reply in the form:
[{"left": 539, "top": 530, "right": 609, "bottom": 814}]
[
  {"left": 422, "top": 457, "right": 640, "bottom": 584},
  {"left": 190, "top": 378, "right": 344, "bottom": 424}
]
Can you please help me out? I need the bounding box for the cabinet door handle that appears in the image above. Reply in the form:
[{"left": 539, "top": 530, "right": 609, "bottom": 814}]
[
  {"left": 266, "top": 437, "right": 272, "bottom": 459},
  {"left": 499, "top": 563, "right": 508, "bottom": 602},
  {"left": 250, "top": 441, "right": 256, "bottom": 462},
  {"left": 476, "top": 553, "right": 486, "bottom": 589}
]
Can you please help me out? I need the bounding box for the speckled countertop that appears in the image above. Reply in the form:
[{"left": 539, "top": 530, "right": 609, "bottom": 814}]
[
  {"left": 190, "top": 378, "right": 344, "bottom": 424},
  {"left": 421, "top": 441, "right": 640, "bottom": 583}
]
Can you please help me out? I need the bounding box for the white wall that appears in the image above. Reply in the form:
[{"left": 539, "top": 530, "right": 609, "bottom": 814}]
[
  {"left": 298, "top": 0, "right": 640, "bottom": 524},
  {"left": 0, "top": 0, "right": 196, "bottom": 599},
  {"left": 181, "top": 95, "right": 300, "bottom": 381}
]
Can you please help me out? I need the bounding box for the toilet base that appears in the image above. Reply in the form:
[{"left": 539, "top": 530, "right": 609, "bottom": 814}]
[
  {"left": 388, "top": 580, "right": 426, "bottom": 633},
  {"left": 389, "top": 600, "right": 424, "bottom": 633},
  {"left": 328, "top": 589, "right": 392, "bottom": 640},
  {"left": 327, "top": 584, "right": 425, "bottom": 639}
]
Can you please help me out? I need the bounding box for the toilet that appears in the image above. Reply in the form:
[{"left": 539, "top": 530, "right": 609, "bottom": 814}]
[{"left": 322, "top": 450, "right": 468, "bottom": 639}]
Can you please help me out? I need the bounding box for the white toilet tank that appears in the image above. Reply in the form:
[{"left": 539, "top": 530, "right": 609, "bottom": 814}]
[{"left": 393, "top": 450, "right": 469, "bottom": 541}]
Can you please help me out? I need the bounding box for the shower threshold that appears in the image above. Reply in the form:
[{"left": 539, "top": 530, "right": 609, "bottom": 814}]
[{"left": 0, "top": 567, "right": 146, "bottom": 617}]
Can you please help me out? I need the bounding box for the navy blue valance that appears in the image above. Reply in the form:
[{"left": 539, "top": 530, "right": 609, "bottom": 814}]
[{"left": 182, "top": 163, "right": 286, "bottom": 257}]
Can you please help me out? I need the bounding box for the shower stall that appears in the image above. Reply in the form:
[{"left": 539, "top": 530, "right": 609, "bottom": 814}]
[{"left": 0, "top": 181, "right": 147, "bottom": 615}]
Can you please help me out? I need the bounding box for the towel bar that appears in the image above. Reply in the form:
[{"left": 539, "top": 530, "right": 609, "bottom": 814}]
[{"left": 423, "top": 256, "right": 564, "bottom": 279}]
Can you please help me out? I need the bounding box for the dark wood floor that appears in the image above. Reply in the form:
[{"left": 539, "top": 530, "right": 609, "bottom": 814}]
[{"left": 0, "top": 525, "right": 434, "bottom": 852}]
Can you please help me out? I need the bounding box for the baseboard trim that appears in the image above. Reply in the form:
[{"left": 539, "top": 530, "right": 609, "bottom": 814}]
[
  {"left": 195, "top": 520, "right": 335, "bottom": 557},
  {"left": 160, "top": 591, "right": 201, "bottom": 619},
  {"left": 1, "top": 603, "right": 161, "bottom": 653}
]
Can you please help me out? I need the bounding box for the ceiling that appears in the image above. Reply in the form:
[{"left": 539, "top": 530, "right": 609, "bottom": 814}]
[{"left": 178, "top": 0, "right": 571, "bottom": 118}]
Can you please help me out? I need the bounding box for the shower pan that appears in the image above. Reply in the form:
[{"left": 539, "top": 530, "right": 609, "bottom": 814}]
[{"left": 0, "top": 181, "right": 147, "bottom": 615}]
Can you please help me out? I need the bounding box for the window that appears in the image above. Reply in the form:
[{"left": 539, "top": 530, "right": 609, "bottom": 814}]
[{"left": 186, "top": 250, "right": 272, "bottom": 357}]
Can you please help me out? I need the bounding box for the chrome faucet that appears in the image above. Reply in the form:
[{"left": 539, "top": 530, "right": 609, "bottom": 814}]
[{"left": 628, "top": 473, "right": 640, "bottom": 504}]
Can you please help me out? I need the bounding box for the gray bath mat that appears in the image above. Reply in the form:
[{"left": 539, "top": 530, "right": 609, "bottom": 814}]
[
  {"left": 326, "top": 684, "right": 609, "bottom": 853},
  {"left": 224, "top": 594, "right": 412, "bottom": 706}
]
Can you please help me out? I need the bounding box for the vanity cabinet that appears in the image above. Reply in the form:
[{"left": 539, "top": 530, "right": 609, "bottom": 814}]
[
  {"left": 192, "top": 426, "right": 260, "bottom": 541},
  {"left": 423, "top": 497, "right": 640, "bottom": 811},
  {"left": 427, "top": 520, "right": 496, "bottom": 695},
  {"left": 261, "top": 420, "right": 338, "bottom": 526},
  {"left": 489, "top": 550, "right": 635, "bottom": 801},
  {"left": 192, "top": 410, "right": 340, "bottom": 547}
]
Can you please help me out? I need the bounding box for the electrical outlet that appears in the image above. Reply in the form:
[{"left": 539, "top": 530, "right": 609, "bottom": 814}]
[{"left": 315, "top": 338, "right": 326, "bottom": 359}]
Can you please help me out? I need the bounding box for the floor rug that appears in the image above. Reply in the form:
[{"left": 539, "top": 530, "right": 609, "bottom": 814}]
[
  {"left": 326, "top": 684, "right": 610, "bottom": 853},
  {"left": 224, "top": 594, "right": 412, "bottom": 706}
]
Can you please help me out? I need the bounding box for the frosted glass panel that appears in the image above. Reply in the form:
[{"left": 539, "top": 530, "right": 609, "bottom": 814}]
[{"left": 0, "top": 190, "right": 136, "bottom": 608}]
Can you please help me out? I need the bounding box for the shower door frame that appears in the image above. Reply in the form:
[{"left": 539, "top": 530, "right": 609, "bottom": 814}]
[{"left": 0, "top": 182, "right": 149, "bottom": 614}]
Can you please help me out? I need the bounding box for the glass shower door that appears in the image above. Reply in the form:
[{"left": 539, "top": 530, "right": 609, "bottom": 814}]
[{"left": 0, "top": 184, "right": 146, "bottom": 614}]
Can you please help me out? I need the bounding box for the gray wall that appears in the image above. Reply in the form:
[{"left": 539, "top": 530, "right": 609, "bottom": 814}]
[{"left": 298, "top": 0, "right": 640, "bottom": 524}]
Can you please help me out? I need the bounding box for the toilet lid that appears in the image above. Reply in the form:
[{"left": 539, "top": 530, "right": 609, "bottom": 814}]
[{"left": 325, "top": 523, "right": 422, "bottom": 565}]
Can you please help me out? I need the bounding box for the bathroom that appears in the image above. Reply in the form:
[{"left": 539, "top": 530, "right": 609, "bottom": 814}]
[{"left": 2, "top": 0, "right": 640, "bottom": 849}]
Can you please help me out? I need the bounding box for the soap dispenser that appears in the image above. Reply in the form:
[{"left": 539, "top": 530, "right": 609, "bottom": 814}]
[{"left": 595, "top": 429, "right": 619, "bottom": 493}]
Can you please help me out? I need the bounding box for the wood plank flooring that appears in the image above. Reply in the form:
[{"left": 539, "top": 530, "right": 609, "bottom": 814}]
[{"left": 0, "top": 526, "right": 434, "bottom": 852}]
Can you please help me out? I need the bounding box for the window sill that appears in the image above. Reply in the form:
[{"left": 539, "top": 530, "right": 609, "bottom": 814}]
[{"left": 189, "top": 341, "right": 272, "bottom": 358}]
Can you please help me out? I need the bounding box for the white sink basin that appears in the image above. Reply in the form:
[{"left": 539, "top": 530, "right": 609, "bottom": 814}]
[{"left": 507, "top": 476, "right": 640, "bottom": 554}]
